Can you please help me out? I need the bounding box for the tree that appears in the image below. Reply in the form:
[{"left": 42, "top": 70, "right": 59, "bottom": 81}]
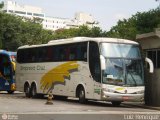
[
  {"left": 0, "top": 2, "right": 3, "bottom": 9},
  {"left": 106, "top": 8, "right": 160, "bottom": 40},
  {"left": 0, "top": 4, "right": 53, "bottom": 51}
]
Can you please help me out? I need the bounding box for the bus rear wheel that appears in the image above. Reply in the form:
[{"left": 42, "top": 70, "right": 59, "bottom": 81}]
[
  {"left": 30, "top": 85, "right": 37, "bottom": 98},
  {"left": 78, "top": 87, "right": 86, "bottom": 104},
  {"left": 24, "top": 84, "right": 30, "bottom": 98}
]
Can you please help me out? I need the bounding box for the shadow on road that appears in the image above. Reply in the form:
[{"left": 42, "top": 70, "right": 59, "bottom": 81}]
[{"left": 0, "top": 91, "right": 144, "bottom": 109}]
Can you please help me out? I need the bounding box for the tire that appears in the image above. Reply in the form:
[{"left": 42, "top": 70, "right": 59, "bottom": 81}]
[
  {"left": 78, "top": 87, "right": 86, "bottom": 104},
  {"left": 30, "top": 85, "right": 37, "bottom": 98},
  {"left": 7, "top": 90, "right": 14, "bottom": 94},
  {"left": 111, "top": 101, "right": 121, "bottom": 106},
  {"left": 24, "top": 84, "right": 30, "bottom": 98},
  {"left": 54, "top": 95, "right": 67, "bottom": 100}
]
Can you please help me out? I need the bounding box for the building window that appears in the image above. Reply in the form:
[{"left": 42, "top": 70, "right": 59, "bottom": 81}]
[
  {"left": 146, "top": 49, "right": 160, "bottom": 69},
  {"left": 27, "top": 12, "right": 32, "bottom": 15},
  {"left": 9, "top": 10, "right": 13, "bottom": 13},
  {"left": 33, "top": 13, "right": 44, "bottom": 17},
  {"left": 3, "top": 10, "right": 7, "bottom": 12},
  {"left": 15, "top": 11, "right": 26, "bottom": 15}
]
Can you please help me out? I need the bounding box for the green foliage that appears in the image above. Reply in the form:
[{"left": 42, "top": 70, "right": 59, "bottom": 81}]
[
  {"left": 0, "top": 2, "right": 4, "bottom": 9},
  {"left": 0, "top": 11, "right": 53, "bottom": 50},
  {"left": 52, "top": 26, "right": 104, "bottom": 40},
  {"left": 106, "top": 8, "right": 160, "bottom": 40}
]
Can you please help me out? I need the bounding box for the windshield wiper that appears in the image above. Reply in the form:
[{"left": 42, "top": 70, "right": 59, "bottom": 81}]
[{"left": 126, "top": 67, "right": 137, "bottom": 86}]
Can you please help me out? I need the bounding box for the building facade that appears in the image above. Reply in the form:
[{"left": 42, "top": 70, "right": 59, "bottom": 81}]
[
  {"left": 2, "top": 0, "right": 99, "bottom": 31},
  {"left": 136, "top": 28, "right": 160, "bottom": 106}
]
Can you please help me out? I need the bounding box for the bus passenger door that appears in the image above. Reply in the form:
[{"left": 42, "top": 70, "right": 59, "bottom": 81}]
[
  {"left": 89, "top": 42, "right": 102, "bottom": 100},
  {"left": 0, "top": 54, "right": 12, "bottom": 91}
]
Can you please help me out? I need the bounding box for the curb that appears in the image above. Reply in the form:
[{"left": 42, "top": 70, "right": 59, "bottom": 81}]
[{"left": 123, "top": 103, "right": 160, "bottom": 111}]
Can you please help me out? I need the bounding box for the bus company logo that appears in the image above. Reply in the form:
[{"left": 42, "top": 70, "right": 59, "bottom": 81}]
[
  {"left": 1, "top": 113, "right": 18, "bottom": 120},
  {"left": 2, "top": 113, "right": 8, "bottom": 120}
]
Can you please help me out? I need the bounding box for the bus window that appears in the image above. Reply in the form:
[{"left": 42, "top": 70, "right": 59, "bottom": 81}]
[
  {"left": 69, "top": 47, "right": 76, "bottom": 61},
  {"left": 89, "top": 41, "right": 101, "bottom": 83},
  {"left": 76, "top": 42, "right": 87, "bottom": 61},
  {"left": 46, "top": 47, "right": 53, "bottom": 61},
  {"left": 3, "top": 56, "right": 11, "bottom": 77}
]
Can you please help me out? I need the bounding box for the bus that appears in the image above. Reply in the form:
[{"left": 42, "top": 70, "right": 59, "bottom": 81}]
[
  {"left": 16, "top": 37, "right": 153, "bottom": 106},
  {"left": 0, "top": 50, "right": 16, "bottom": 94}
]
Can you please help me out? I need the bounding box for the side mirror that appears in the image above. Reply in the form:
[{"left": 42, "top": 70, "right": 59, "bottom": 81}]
[
  {"left": 100, "top": 55, "right": 106, "bottom": 70},
  {"left": 145, "top": 57, "right": 154, "bottom": 73}
]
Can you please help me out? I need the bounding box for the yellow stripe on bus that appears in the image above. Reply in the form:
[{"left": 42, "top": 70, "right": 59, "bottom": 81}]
[{"left": 40, "top": 61, "right": 79, "bottom": 93}]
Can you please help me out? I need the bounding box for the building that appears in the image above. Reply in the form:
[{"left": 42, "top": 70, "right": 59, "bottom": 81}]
[
  {"left": 2, "top": 0, "right": 45, "bottom": 18},
  {"left": 42, "top": 17, "right": 68, "bottom": 31},
  {"left": 74, "top": 12, "right": 99, "bottom": 28},
  {"left": 2, "top": 0, "right": 99, "bottom": 31},
  {"left": 136, "top": 28, "right": 160, "bottom": 106}
]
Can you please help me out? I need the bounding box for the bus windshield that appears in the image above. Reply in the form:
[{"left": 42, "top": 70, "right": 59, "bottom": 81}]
[{"left": 100, "top": 43, "right": 144, "bottom": 86}]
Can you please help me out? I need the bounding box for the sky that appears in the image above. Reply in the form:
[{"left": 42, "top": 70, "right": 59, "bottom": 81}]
[{"left": 1, "top": 0, "right": 159, "bottom": 31}]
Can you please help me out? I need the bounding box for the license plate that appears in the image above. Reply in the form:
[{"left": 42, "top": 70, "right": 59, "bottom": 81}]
[{"left": 122, "top": 96, "right": 129, "bottom": 100}]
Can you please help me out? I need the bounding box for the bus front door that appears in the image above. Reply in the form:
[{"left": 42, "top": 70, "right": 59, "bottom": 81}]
[{"left": 0, "top": 54, "right": 15, "bottom": 93}]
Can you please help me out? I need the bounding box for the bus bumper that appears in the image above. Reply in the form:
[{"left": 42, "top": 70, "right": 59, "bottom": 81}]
[{"left": 101, "top": 91, "right": 144, "bottom": 102}]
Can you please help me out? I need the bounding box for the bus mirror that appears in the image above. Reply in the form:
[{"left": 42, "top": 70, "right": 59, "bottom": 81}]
[
  {"left": 100, "top": 55, "right": 106, "bottom": 70},
  {"left": 145, "top": 57, "right": 154, "bottom": 73}
]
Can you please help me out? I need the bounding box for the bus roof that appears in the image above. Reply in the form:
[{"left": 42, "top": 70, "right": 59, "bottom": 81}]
[{"left": 18, "top": 37, "right": 139, "bottom": 49}]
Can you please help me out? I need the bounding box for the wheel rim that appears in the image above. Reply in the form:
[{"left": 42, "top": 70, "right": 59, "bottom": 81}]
[
  {"left": 79, "top": 90, "right": 84, "bottom": 99},
  {"left": 79, "top": 88, "right": 86, "bottom": 103},
  {"left": 31, "top": 86, "right": 37, "bottom": 97},
  {"left": 25, "top": 86, "right": 30, "bottom": 97}
]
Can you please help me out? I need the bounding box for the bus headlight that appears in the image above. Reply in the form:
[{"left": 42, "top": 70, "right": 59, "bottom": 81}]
[
  {"left": 136, "top": 90, "right": 144, "bottom": 94},
  {"left": 102, "top": 88, "right": 115, "bottom": 93}
]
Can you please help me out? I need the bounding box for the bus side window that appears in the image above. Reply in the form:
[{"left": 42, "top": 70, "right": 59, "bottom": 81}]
[
  {"left": 3, "top": 56, "right": 11, "bottom": 76},
  {"left": 46, "top": 47, "right": 53, "bottom": 61},
  {"left": 69, "top": 47, "right": 76, "bottom": 61},
  {"left": 77, "top": 42, "right": 87, "bottom": 61},
  {"left": 89, "top": 42, "right": 101, "bottom": 83},
  {"left": 82, "top": 46, "right": 87, "bottom": 61}
]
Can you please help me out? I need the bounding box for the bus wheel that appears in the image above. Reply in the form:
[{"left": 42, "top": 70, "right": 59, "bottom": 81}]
[
  {"left": 24, "top": 84, "right": 30, "bottom": 98},
  {"left": 7, "top": 90, "right": 14, "bottom": 94},
  {"left": 111, "top": 101, "right": 121, "bottom": 106},
  {"left": 78, "top": 87, "right": 86, "bottom": 104},
  {"left": 30, "top": 85, "right": 37, "bottom": 98}
]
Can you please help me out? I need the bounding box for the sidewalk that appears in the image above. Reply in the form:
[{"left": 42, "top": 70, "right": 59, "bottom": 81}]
[{"left": 123, "top": 102, "right": 160, "bottom": 111}]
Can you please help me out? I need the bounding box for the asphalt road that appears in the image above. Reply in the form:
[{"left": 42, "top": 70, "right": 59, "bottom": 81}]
[{"left": 0, "top": 91, "right": 160, "bottom": 120}]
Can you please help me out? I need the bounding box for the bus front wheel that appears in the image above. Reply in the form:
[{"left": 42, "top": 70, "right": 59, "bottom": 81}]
[
  {"left": 7, "top": 90, "right": 14, "bottom": 94},
  {"left": 78, "top": 87, "right": 86, "bottom": 104},
  {"left": 111, "top": 101, "right": 121, "bottom": 106}
]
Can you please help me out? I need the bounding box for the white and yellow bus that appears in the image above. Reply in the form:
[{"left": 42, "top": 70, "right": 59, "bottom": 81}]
[{"left": 16, "top": 37, "right": 153, "bottom": 106}]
